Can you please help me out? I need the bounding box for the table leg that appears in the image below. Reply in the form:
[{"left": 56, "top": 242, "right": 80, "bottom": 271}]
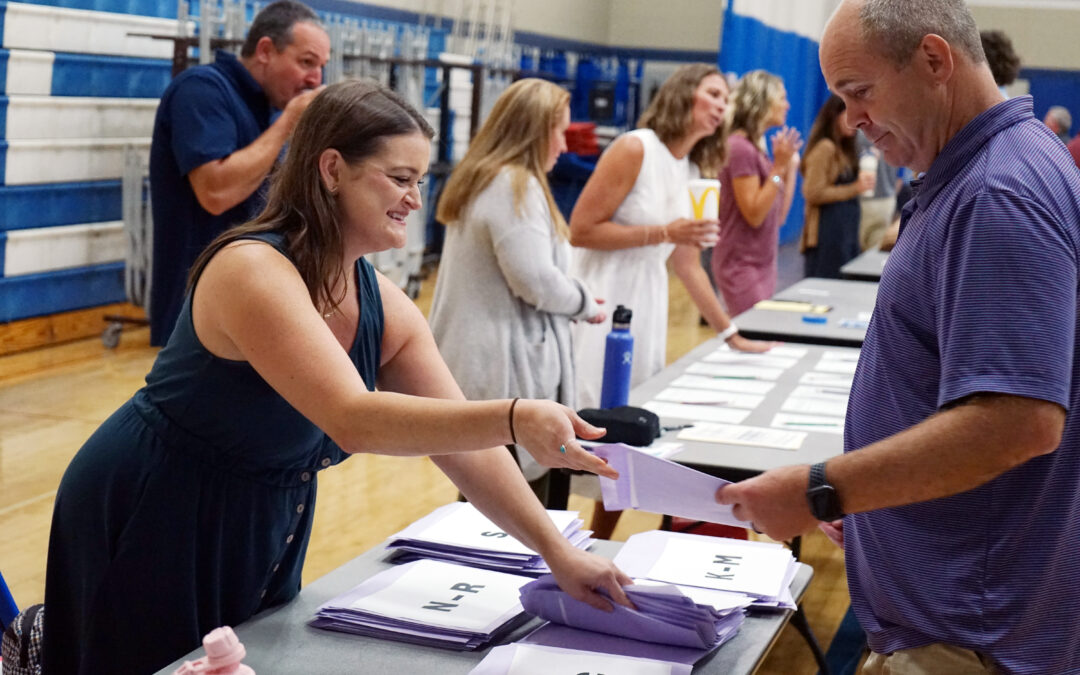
[{"left": 790, "top": 604, "right": 831, "bottom": 675}]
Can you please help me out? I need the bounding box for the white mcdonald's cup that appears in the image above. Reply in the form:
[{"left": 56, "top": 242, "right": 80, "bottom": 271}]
[
  {"left": 858, "top": 154, "right": 879, "bottom": 198},
  {"left": 688, "top": 178, "right": 721, "bottom": 220}
]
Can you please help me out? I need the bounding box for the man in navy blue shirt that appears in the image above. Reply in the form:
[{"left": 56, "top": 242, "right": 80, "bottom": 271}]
[
  {"left": 718, "top": 0, "right": 1080, "bottom": 672},
  {"left": 149, "top": 0, "right": 329, "bottom": 345}
]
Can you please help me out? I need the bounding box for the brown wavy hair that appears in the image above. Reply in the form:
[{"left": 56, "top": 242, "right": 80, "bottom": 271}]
[
  {"left": 637, "top": 63, "right": 727, "bottom": 176},
  {"left": 801, "top": 94, "right": 857, "bottom": 177},
  {"left": 188, "top": 79, "right": 434, "bottom": 315},
  {"left": 727, "top": 70, "right": 785, "bottom": 149},
  {"left": 437, "top": 78, "right": 570, "bottom": 239}
]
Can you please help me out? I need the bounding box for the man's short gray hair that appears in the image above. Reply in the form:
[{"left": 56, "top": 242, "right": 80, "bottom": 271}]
[
  {"left": 859, "top": 0, "right": 985, "bottom": 66},
  {"left": 1048, "top": 106, "right": 1073, "bottom": 133}
]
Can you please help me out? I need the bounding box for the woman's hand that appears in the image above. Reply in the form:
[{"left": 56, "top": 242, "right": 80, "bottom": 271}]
[
  {"left": 544, "top": 545, "right": 634, "bottom": 611},
  {"left": 818, "top": 519, "right": 845, "bottom": 549},
  {"left": 726, "top": 334, "right": 776, "bottom": 353},
  {"left": 666, "top": 218, "right": 720, "bottom": 248},
  {"left": 770, "top": 127, "right": 804, "bottom": 172},
  {"left": 513, "top": 400, "right": 618, "bottom": 479},
  {"left": 855, "top": 171, "right": 876, "bottom": 195},
  {"left": 586, "top": 298, "right": 607, "bottom": 324}
]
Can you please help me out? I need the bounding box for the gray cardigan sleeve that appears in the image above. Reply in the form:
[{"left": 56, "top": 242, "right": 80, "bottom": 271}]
[{"left": 482, "top": 172, "right": 600, "bottom": 320}]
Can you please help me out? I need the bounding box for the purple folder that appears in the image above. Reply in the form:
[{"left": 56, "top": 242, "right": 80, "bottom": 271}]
[{"left": 593, "top": 443, "right": 751, "bottom": 528}]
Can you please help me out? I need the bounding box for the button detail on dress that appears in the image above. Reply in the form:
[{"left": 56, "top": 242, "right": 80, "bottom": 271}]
[
  {"left": 285, "top": 534, "right": 294, "bottom": 544},
  {"left": 296, "top": 504, "right": 305, "bottom": 514},
  {"left": 273, "top": 564, "right": 280, "bottom": 573},
  {"left": 300, "top": 471, "right": 311, "bottom": 482},
  {"left": 320, "top": 457, "right": 332, "bottom": 467}
]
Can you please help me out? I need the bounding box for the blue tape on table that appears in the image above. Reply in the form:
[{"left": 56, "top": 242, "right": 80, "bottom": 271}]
[{"left": 802, "top": 315, "right": 828, "bottom": 324}]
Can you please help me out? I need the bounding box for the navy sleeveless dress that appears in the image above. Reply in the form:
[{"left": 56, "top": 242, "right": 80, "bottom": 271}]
[{"left": 43, "top": 232, "right": 384, "bottom": 674}]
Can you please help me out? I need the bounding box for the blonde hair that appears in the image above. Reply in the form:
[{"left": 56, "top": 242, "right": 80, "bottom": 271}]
[
  {"left": 437, "top": 78, "right": 570, "bottom": 238},
  {"left": 728, "top": 70, "right": 785, "bottom": 148},
  {"left": 637, "top": 63, "right": 727, "bottom": 177}
]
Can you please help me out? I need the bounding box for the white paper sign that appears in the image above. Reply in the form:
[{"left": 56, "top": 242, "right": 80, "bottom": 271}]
[
  {"left": 781, "top": 396, "right": 848, "bottom": 417},
  {"left": 821, "top": 350, "right": 861, "bottom": 363},
  {"left": 771, "top": 412, "right": 845, "bottom": 435},
  {"left": 711, "top": 343, "right": 808, "bottom": 359},
  {"left": 669, "top": 374, "right": 776, "bottom": 395},
  {"left": 813, "top": 359, "right": 858, "bottom": 375},
  {"left": 645, "top": 537, "right": 793, "bottom": 598},
  {"left": 790, "top": 385, "right": 850, "bottom": 401},
  {"left": 654, "top": 386, "right": 764, "bottom": 410},
  {"left": 677, "top": 423, "right": 806, "bottom": 450},
  {"left": 702, "top": 351, "right": 799, "bottom": 370},
  {"left": 505, "top": 644, "right": 680, "bottom": 675},
  {"left": 413, "top": 504, "right": 577, "bottom": 554},
  {"left": 685, "top": 362, "right": 782, "bottom": 381},
  {"left": 350, "top": 560, "right": 527, "bottom": 631},
  {"left": 643, "top": 401, "right": 750, "bottom": 424}
]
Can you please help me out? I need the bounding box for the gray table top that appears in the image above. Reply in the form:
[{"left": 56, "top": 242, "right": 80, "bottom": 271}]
[
  {"left": 159, "top": 541, "right": 812, "bottom": 675},
  {"left": 631, "top": 339, "right": 854, "bottom": 479},
  {"left": 840, "top": 249, "right": 889, "bottom": 281},
  {"left": 734, "top": 277, "right": 878, "bottom": 348}
]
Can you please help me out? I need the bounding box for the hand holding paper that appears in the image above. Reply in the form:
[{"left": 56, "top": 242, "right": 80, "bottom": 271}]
[
  {"left": 593, "top": 443, "right": 751, "bottom": 529},
  {"left": 715, "top": 463, "right": 821, "bottom": 541},
  {"left": 543, "top": 544, "right": 635, "bottom": 612},
  {"left": 513, "top": 400, "right": 618, "bottom": 479}
]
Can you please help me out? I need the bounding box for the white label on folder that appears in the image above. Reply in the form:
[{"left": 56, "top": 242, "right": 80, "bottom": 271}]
[
  {"left": 414, "top": 504, "right": 577, "bottom": 554},
  {"left": 507, "top": 644, "right": 678, "bottom": 675},
  {"left": 643, "top": 401, "right": 750, "bottom": 425},
  {"left": 654, "top": 386, "right": 764, "bottom": 410},
  {"left": 771, "top": 412, "right": 845, "bottom": 435},
  {"left": 677, "top": 423, "right": 806, "bottom": 450},
  {"left": 669, "top": 374, "right": 776, "bottom": 395},
  {"left": 349, "top": 560, "right": 526, "bottom": 632},
  {"left": 645, "top": 538, "right": 792, "bottom": 598}
]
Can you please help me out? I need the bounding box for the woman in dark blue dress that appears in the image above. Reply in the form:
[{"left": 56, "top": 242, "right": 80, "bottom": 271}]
[
  {"left": 800, "top": 95, "right": 876, "bottom": 278},
  {"left": 42, "top": 80, "right": 632, "bottom": 675}
]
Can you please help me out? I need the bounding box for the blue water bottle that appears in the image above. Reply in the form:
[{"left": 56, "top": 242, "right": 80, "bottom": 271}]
[{"left": 600, "top": 305, "right": 634, "bottom": 409}]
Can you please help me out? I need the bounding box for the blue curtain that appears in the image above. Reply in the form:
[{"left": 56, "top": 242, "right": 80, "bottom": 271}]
[{"left": 719, "top": 1, "right": 833, "bottom": 245}]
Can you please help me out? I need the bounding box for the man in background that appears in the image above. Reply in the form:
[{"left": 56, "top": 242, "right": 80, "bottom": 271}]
[
  {"left": 1044, "top": 105, "right": 1073, "bottom": 144},
  {"left": 149, "top": 0, "right": 329, "bottom": 346}
]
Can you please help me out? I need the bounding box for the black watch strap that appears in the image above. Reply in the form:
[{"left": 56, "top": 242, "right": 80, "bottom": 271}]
[{"left": 807, "top": 461, "right": 845, "bottom": 521}]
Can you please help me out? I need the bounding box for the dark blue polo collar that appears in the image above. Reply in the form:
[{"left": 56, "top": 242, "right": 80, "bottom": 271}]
[{"left": 212, "top": 50, "right": 271, "bottom": 118}]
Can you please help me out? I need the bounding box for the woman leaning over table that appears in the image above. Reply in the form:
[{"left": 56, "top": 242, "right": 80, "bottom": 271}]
[
  {"left": 711, "top": 70, "right": 802, "bottom": 316},
  {"left": 568, "top": 63, "right": 772, "bottom": 539},
  {"left": 42, "top": 80, "right": 632, "bottom": 675},
  {"left": 429, "top": 79, "right": 606, "bottom": 503}
]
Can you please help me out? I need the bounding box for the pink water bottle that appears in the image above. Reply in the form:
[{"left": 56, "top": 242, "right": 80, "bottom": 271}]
[{"left": 173, "top": 626, "right": 255, "bottom": 675}]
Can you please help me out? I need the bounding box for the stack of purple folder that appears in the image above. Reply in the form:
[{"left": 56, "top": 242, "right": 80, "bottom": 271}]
[
  {"left": 519, "top": 575, "right": 744, "bottom": 651},
  {"left": 310, "top": 559, "right": 531, "bottom": 650},
  {"left": 384, "top": 502, "right": 593, "bottom": 575}
]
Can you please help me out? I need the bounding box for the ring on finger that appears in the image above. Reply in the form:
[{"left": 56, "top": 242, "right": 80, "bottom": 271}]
[{"left": 559, "top": 444, "right": 567, "bottom": 454}]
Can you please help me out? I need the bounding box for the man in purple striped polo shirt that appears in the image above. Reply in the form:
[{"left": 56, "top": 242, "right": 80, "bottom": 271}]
[{"left": 717, "top": 0, "right": 1080, "bottom": 672}]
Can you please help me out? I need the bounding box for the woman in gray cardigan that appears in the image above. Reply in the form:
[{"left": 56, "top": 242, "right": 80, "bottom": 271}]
[{"left": 429, "top": 79, "right": 605, "bottom": 499}]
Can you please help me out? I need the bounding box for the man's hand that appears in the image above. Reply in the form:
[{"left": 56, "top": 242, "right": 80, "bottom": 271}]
[
  {"left": 281, "top": 85, "right": 326, "bottom": 134},
  {"left": 715, "top": 464, "right": 818, "bottom": 541}
]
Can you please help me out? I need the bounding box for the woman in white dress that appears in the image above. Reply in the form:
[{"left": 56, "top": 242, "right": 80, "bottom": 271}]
[
  {"left": 430, "top": 79, "right": 606, "bottom": 502},
  {"left": 570, "top": 63, "right": 771, "bottom": 538}
]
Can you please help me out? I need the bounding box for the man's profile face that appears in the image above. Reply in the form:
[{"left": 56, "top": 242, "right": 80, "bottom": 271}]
[
  {"left": 820, "top": 7, "right": 938, "bottom": 172},
  {"left": 262, "top": 21, "right": 330, "bottom": 109}
]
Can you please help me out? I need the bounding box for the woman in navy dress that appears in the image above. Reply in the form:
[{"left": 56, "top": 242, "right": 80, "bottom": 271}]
[{"left": 42, "top": 80, "right": 632, "bottom": 675}]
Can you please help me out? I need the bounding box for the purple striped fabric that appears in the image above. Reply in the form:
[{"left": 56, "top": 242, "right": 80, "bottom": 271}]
[{"left": 844, "top": 96, "right": 1080, "bottom": 673}]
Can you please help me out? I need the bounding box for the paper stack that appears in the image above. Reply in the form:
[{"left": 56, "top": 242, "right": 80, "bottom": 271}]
[
  {"left": 614, "top": 530, "right": 800, "bottom": 610},
  {"left": 310, "top": 559, "right": 530, "bottom": 650},
  {"left": 519, "top": 575, "right": 744, "bottom": 650},
  {"left": 385, "top": 502, "right": 593, "bottom": 575},
  {"left": 470, "top": 642, "right": 693, "bottom": 675}
]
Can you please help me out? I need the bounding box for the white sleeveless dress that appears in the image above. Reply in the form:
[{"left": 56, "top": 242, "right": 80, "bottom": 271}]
[{"left": 571, "top": 128, "right": 691, "bottom": 408}]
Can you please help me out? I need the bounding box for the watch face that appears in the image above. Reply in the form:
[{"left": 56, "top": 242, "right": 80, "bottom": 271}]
[{"left": 808, "top": 484, "right": 841, "bottom": 521}]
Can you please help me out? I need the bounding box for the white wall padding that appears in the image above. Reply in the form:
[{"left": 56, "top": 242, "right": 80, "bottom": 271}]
[
  {"left": 3, "top": 221, "right": 126, "bottom": 276},
  {"left": 3, "top": 138, "right": 150, "bottom": 185},
  {"left": 4, "top": 96, "right": 160, "bottom": 140},
  {"left": 2, "top": 3, "right": 181, "bottom": 59}
]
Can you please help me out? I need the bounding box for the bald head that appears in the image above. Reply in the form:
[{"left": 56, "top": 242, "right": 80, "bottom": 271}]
[{"left": 826, "top": 0, "right": 985, "bottom": 67}]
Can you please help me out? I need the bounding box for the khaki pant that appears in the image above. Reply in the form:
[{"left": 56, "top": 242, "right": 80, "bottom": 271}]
[
  {"left": 862, "top": 643, "right": 1001, "bottom": 675},
  {"left": 859, "top": 196, "right": 897, "bottom": 251}
]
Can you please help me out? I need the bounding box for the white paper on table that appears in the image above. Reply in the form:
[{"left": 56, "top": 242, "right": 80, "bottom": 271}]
[
  {"left": 654, "top": 386, "right": 764, "bottom": 410},
  {"left": 685, "top": 362, "right": 782, "bottom": 381},
  {"left": 504, "top": 644, "right": 684, "bottom": 675},
  {"left": 790, "top": 385, "right": 850, "bottom": 401},
  {"left": 677, "top": 422, "right": 806, "bottom": 450},
  {"left": 643, "top": 536, "right": 793, "bottom": 598},
  {"left": 857, "top": 311, "right": 873, "bottom": 321},
  {"left": 408, "top": 502, "right": 577, "bottom": 554},
  {"left": 712, "top": 343, "right": 808, "bottom": 359},
  {"left": 702, "top": 351, "right": 799, "bottom": 370},
  {"left": 669, "top": 374, "right": 776, "bottom": 395},
  {"left": 800, "top": 372, "right": 854, "bottom": 388},
  {"left": 813, "top": 358, "right": 858, "bottom": 375},
  {"left": 643, "top": 401, "right": 750, "bottom": 425},
  {"left": 771, "top": 412, "right": 845, "bottom": 435},
  {"left": 794, "top": 286, "right": 831, "bottom": 297},
  {"left": 821, "top": 349, "right": 861, "bottom": 362},
  {"left": 781, "top": 396, "right": 848, "bottom": 417},
  {"left": 349, "top": 559, "right": 528, "bottom": 632}
]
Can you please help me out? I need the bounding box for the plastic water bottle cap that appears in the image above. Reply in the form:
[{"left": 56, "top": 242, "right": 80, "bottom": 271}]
[{"left": 203, "top": 626, "right": 246, "bottom": 668}]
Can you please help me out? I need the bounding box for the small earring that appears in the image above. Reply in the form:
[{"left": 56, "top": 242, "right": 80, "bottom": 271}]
[{"left": 328, "top": 185, "right": 338, "bottom": 195}]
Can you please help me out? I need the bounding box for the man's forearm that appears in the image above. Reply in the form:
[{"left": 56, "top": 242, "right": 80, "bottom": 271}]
[{"left": 189, "top": 115, "right": 294, "bottom": 215}]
